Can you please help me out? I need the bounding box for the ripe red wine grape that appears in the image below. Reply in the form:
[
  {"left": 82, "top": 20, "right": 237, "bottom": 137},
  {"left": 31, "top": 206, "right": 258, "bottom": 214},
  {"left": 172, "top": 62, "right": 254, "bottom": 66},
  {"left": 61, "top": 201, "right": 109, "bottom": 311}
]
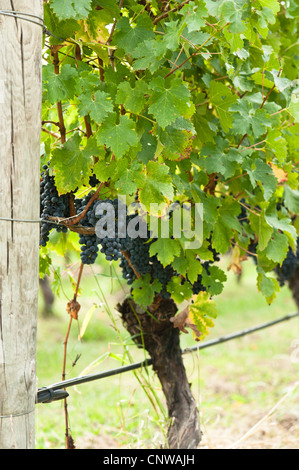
[{"left": 40, "top": 164, "right": 69, "bottom": 246}]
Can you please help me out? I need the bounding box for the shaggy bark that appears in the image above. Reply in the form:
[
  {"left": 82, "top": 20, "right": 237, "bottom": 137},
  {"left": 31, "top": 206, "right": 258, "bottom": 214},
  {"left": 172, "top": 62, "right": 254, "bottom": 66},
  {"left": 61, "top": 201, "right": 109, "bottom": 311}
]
[{"left": 117, "top": 297, "right": 200, "bottom": 449}]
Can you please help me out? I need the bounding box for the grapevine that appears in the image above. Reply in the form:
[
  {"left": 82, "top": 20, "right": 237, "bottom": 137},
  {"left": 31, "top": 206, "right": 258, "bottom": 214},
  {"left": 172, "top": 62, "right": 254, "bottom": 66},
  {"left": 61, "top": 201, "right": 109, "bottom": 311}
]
[{"left": 39, "top": 0, "right": 299, "bottom": 449}]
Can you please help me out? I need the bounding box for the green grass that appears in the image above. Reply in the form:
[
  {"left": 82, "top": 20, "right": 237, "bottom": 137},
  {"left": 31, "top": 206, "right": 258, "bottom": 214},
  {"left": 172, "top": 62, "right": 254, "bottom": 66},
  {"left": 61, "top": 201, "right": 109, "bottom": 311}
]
[{"left": 35, "top": 255, "right": 299, "bottom": 449}]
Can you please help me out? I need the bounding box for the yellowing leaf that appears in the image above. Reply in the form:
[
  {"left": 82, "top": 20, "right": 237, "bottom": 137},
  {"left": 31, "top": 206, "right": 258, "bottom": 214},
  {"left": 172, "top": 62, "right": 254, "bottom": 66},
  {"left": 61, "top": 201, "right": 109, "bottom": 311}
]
[
  {"left": 189, "top": 292, "right": 217, "bottom": 340},
  {"left": 227, "top": 245, "right": 243, "bottom": 275},
  {"left": 269, "top": 163, "right": 288, "bottom": 183}
]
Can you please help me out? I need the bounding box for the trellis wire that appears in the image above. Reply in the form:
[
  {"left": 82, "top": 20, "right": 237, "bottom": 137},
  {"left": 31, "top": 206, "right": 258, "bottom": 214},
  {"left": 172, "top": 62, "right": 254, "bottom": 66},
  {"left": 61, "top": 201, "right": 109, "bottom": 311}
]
[
  {"left": 0, "top": 10, "right": 69, "bottom": 41},
  {"left": 0, "top": 10, "right": 44, "bottom": 28},
  {"left": 36, "top": 311, "right": 299, "bottom": 404},
  {"left": 0, "top": 216, "right": 65, "bottom": 228}
]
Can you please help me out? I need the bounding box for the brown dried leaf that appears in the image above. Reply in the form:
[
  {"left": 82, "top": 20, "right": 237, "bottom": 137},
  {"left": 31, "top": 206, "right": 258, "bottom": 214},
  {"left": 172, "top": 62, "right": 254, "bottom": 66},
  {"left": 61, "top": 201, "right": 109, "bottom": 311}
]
[
  {"left": 66, "top": 299, "right": 81, "bottom": 320},
  {"left": 171, "top": 305, "right": 201, "bottom": 340},
  {"left": 170, "top": 305, "right": 189, "bottom": 333}
]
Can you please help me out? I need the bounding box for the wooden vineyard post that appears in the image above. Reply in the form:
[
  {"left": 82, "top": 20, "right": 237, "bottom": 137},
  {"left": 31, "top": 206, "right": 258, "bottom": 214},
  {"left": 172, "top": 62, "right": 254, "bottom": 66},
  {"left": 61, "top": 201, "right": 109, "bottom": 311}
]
[{"left": 0, "top": 1, "right": 43, "bottom": 449}]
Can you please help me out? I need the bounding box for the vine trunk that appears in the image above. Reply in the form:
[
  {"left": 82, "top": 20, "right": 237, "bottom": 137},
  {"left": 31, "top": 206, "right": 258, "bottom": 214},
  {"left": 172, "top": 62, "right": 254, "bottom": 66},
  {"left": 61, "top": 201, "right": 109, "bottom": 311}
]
[{"left": 117, "top": 297, "right": 200, "bottom": 449}]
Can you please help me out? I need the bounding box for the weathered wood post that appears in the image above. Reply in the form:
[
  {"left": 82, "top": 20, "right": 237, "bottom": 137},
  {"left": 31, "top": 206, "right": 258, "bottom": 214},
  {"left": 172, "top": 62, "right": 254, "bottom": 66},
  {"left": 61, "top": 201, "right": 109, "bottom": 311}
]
[{"left": 0, "top": 0, "right": 43, "bottom": 449}]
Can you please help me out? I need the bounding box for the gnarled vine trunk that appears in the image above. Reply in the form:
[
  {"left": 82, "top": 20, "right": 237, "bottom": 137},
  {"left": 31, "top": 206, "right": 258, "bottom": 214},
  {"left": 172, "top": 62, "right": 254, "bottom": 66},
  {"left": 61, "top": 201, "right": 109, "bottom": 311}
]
[{"left": 117, "top": 297, "right": 200, "bottom": 449}]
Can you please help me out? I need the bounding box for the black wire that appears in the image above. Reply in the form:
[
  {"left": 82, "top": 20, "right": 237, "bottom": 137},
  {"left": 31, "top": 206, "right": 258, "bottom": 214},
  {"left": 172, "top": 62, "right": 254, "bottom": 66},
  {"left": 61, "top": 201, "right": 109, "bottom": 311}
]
[{"left": 37, "top": 311, "right": 299, "bottom": 402}]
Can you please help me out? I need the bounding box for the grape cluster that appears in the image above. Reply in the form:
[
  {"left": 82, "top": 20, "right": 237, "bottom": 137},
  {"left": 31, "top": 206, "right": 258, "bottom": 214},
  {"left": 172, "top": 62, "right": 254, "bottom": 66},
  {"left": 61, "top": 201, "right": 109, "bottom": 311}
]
[
  {"left": 95, "top": 197, "right": 124, "bottom": 261},
  {"left": 151, "top": 256, "right": 173, "bottom": 298},
  {"left": 190, "top": 238, "right": 220, "bottom": 295},
  {"left": 89, "top": 173, "right": 100, "bottom": 188},
  {"left": 40, "top": 174, "right": 224, "bottom": 298},
  {"left": 78, "top": 234, "right": 99, "bottom": 265},
  {"left": 191, "top": 261, "right": 209, "bottom": 295},
  {"left": 274, "top": 243, "right": 299, "bottom": 286},
  {"left": 40, "top": 164, "right": 69, "bottom": 246},
  {"left": 74, "top": 192, "right": 102, "bottom": 264}
]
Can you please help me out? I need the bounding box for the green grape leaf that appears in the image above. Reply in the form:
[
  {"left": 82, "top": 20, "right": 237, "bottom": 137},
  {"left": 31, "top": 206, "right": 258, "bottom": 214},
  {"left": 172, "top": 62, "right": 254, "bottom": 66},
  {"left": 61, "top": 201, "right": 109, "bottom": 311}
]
[
  {"left": 78, "top": 90, "right": 113, "bottom": 123},
  {"left": 288, "top": 94, "right": 299, "bottom": 122},
  {"left": 132, "top": 274, "right": 162, "bottom": 309},
  {"left": 249, "top": 211, "right": 273, "bottom": 252},
  {"left": 212, "top": 221, "right": 232, "bottom": 254},
  {"left": 198, "top": 136, "right": 242, "bottom": 178},
  {"left": 265, "top": 214, "right": 297, "bottom": 246},
  {"left": 172, "top": 253, "right": 190, "bottom": 276},
  {"left": 256, "top": 267, "right": 280, "bottom": 304},
  {"left": 115, "top": 160, "right": 144, "bottom": 195},
  {"left": 96, "top": 114, "right": 138, "bottom": 159},
  {"left": 39, "top": 251, "right": 52, "bottom": 278},
  {"left": 262, "top": 229, "right": 289, "bottom": 264},
  {"left": 93, "top": 159, "right": 116, "bottom": 183},
  {"left": 115, "top": 81, "right": 149, "bottom": 115},
  {"left": 112, "top": 15, "right": 154, "bottom": 54},
  {"left": 167, "top": 276, "right": 193, "bottom": 304},
  {"left": 231, "top": 100, "right": 273, "bottom": 138},
  {"left": 186, "top": 257, "right": 203, "bottom": 284},
  {"left": 148, "top": 77, "right": 195, "bottom": 129},
  {"left": 132, "top": 39, "right": 163, "bottom": 73},
  {"left": 283, "top": 185, "right": 299, "bottom": 214},
  {"left": 266, "top": 129, "right": 287, "bottom": 163},
  {"left": 202, "top": 265, "right": 227, "bottom": 296},
  {"left": 209, "top": 81, "right": 238, "bottom": 133},
  {"left": 149, "top": 238, "right": 181, "bottom": 267},
  {"left": 220, "top": 1, "right": 247, "bottom": 33},
  {"left": 139, "top": 161, "right": 174, "bottom": 210},
  {"left": 43, "top": 64, "right": 78, "bottom": 104},
  {"left": 157, "top": 125, "right": 191, "bottom": 160},
  {"left": 162, "top": 20, "right": 183, "bottom": 50},
  {"left": 257, "top": 0, "right": 280, "bottom": 14},
  {"left": 244, "top": 158, "right": 277, "bottom": 201},
  {"left": 44, "top": 4, "right": 79, "bottom": 43},
  {"left": 193, "top": 112, "right": 216, "bottom": 144},
  {"left": 180, "top": 1, "right": 208, "bottom": 32},
  {"left": 50, "top": 0, "right": 92, "bottom": 19},
  {"left": 51, "top": 133, "right": 93, "bottom": 193}
]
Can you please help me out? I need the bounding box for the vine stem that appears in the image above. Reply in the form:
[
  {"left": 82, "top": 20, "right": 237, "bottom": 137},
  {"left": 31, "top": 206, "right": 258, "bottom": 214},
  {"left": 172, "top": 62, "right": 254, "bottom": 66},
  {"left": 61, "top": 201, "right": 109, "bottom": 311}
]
[
  {"left": 231, "top": 241, "right": 258, "bottom": 258},
  {"left": 106, "top": 0, "right": 124, "bottom": 69},
  {"left": 153, "top": 0, "right": 191, "bottom": 24},
  {"left": 62, "top": 315, "right": 73, "bottom": 449},
  {"left": 121, "top": 250, "right": 141, "bottom": 278},
  {"left": 163, "top": 22, "right": 229, "bottom": 79},
  {"left": 62, "top": 182, "right": 104, "bottom": 226},
  {"left": 51, "top": 47, "right": 66, "bottom": 144},
  {"left": 75, "top": 45, "right": 93, "bottom": 138},
  {"left": 62, "top": 262, "right": 84, "bottom": 449},
  {"left": 74, "top": 262, "right": 84, "bottom": 302}
]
